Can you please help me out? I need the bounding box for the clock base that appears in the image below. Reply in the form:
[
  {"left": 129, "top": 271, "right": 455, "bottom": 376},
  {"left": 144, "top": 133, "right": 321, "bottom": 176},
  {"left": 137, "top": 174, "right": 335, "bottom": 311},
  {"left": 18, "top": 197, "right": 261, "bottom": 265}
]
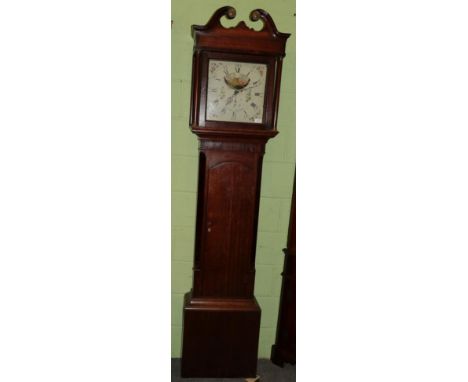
[{"left": 181, "top": 291, "right": 261, "bottom": 378}]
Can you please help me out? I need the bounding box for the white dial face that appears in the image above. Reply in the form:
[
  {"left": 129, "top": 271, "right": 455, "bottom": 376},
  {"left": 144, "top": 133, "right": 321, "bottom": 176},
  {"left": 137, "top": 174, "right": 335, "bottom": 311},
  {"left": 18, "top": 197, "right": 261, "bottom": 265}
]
[{"left": 206, "top": 60, "right": 267, "bottom": 124}]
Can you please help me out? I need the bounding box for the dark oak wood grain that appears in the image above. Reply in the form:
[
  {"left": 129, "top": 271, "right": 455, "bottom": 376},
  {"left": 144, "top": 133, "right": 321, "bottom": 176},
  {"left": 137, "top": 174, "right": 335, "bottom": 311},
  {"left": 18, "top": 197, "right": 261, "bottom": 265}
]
[
  {"left": 271, "top": 175, "right": 296, "bottom": 366},
  {"left": 181, "top": 7, "right": 290, "bottom": 378}
]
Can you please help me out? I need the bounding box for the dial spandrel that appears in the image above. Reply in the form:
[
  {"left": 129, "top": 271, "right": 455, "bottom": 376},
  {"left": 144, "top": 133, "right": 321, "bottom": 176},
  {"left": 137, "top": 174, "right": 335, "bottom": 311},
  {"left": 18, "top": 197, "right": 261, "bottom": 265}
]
[{"left": 206, "top": 60, "right": 267, "bottom": 124}]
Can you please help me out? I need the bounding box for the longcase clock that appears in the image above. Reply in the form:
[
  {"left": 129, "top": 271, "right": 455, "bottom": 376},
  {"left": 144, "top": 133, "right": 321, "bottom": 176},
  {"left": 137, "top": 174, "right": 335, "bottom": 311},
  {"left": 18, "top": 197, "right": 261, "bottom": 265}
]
[{"left": 181, "top": 7, "right": 290, "bottom": 378}]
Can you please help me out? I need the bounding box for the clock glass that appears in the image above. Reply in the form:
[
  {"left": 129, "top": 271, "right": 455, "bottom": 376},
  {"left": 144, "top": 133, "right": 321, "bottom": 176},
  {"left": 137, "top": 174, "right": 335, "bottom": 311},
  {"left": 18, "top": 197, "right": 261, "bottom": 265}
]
[{"left": 206, "top": 60, "right": 267, "bottom": 124}]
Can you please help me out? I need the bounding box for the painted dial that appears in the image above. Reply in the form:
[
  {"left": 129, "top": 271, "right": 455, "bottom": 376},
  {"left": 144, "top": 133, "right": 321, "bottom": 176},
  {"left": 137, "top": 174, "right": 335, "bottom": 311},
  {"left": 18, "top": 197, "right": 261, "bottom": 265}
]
[{"left": 206, "top": 60, "right": 267, "bottom": 124}]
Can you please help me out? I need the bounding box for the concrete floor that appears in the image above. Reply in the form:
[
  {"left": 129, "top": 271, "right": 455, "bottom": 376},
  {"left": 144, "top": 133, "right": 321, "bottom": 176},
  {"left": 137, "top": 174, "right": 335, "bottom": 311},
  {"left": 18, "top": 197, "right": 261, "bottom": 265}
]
[{"left": 171, "top": 358, "right": 295, "bottom": 382}]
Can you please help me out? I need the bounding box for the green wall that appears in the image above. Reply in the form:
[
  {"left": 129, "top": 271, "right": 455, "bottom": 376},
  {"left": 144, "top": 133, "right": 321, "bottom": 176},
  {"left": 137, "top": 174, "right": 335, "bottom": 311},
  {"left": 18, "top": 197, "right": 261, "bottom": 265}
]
[{"left": 171, "top": 0, "right": 295, "bottom": 358}]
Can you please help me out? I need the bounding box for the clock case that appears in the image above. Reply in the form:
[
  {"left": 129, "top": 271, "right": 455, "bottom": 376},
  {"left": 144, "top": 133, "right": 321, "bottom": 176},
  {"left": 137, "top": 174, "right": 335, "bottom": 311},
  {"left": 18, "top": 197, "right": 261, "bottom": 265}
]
[{"left": 181, "top": 7, "right": 290, "bottom": 378}]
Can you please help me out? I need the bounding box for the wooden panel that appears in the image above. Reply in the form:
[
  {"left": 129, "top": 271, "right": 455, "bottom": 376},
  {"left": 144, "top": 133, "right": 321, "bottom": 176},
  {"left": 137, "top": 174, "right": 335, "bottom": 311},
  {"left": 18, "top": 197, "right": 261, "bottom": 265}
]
[
  {"left": 203, "top": 160, "right": 254, "bottom": 296},
  {"left": 192, "top": 150, "right": 262, "bottom": 298},
  {"left": 181, "top": 293, "right": 261, "bottom": 378}
]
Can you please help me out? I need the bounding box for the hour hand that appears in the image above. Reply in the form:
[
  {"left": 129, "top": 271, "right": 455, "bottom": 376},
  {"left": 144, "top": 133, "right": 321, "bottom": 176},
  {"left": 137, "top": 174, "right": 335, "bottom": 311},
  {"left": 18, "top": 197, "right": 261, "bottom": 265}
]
[{"left": 237, "top": 81, "right": 260, "bottom": 93}]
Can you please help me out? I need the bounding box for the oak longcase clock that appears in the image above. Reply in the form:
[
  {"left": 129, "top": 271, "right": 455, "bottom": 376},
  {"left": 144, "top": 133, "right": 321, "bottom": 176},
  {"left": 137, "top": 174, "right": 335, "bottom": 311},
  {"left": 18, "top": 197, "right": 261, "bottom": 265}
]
[{"left": 181, "top": 6, "right": 290, "bottom": 378}]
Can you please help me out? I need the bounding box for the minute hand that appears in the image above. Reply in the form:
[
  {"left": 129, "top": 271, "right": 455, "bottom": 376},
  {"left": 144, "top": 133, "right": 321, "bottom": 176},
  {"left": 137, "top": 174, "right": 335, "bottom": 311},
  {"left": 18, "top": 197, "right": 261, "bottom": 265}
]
[
  {"left": 226, "top": 83, "right": 262, "bottom": 105},
  {"left": 233, "top": 82, "right": 261, "bottom": 96}
]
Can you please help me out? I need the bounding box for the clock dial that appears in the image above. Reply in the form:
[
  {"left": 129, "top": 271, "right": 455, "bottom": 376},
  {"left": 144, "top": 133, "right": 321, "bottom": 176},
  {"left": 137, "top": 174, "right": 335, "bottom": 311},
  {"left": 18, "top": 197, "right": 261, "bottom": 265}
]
[{"left": 206, "top": 60, "right": 267, "bottom": 124}]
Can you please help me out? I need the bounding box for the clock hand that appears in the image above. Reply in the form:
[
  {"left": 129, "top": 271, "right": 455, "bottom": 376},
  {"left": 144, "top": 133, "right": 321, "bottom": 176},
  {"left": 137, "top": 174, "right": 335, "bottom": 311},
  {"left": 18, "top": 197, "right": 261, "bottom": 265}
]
[
  {"left": 229, "top": 83, "right": 260, "bottom": 99},
  {"left": 234, "top": 83, "right": 261, "bottom": 93},
  {"left": 223, "top": 79, "right": 261, "bottom": 105}
]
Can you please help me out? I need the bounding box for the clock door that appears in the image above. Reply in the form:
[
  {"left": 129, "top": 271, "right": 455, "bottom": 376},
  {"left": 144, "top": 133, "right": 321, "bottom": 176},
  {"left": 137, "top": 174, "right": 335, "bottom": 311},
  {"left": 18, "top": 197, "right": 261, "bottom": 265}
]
[
  {"left": 197, "top": 152, "right": 259, "bottom": 298},
  {"left": 206, "top": 60, "right": 267, "bottom": 124},
  {"left": 195, "top": 51, "right": 277, "bottom": 131}
]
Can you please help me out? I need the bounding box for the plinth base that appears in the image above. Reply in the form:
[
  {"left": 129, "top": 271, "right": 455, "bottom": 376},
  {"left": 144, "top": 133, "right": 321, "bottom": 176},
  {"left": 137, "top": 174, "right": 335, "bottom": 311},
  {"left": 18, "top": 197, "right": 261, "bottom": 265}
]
[{"left": 181, "top": 292, "right": 261, "bottom": 378}]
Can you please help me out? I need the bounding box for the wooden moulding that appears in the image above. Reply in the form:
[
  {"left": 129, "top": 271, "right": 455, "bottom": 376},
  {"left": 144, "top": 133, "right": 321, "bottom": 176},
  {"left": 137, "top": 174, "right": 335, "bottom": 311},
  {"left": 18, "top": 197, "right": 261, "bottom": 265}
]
[{"left": 191, "top": 6, "right": 290, "bottom": 56}]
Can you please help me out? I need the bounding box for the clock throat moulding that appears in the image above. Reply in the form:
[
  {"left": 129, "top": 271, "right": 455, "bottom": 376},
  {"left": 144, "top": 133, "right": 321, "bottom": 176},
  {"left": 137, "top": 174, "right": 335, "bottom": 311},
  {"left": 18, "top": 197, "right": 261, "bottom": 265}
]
[{"left": 181, "top": 7, "right": 290, "bottom": 378}]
